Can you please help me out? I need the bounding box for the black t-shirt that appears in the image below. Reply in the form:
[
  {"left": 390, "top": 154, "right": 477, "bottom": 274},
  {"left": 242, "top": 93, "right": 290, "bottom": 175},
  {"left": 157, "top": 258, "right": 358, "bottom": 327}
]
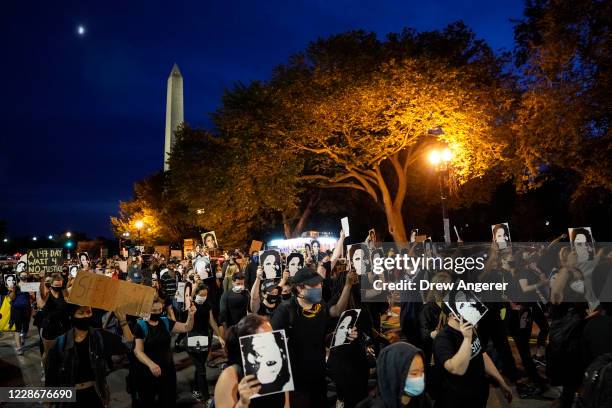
[
  {"left": 134, "top": 319, "right": 176, "bottom": 368},
  {"left": 517, "top": 268, "right": 541, "bottom": 302},
  {"left": 220, "top": 290, "right": 248, "bottom": 327},
  {"left": 270, "top": 300, "right": 329, "bottom": 386},
  {"left": 75, "top": 337, "right": 95, "bottom": 383},
  {"left": 192, "top": 301, "right": 211, "bottom": 335},
  {"left": 582, "top": 314, "right": 612, "bottom": 366},
  {"left": 433, "top": 325, "right": 487, "bottom": 400}
]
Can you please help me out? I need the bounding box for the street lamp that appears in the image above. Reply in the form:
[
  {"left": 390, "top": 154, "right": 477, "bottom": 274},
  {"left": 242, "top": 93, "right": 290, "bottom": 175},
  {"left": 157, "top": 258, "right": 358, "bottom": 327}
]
[
  {"left": 48, "top": 235, "right": 53, "bottom": 240},
  {"left": 2, "top": 238, "right": 7, "bottom": 243},
  {"left": 429, "top": 147, "right": 453, "bottom": 244},
  {"left": 32, "top": 236, "right": 38, "bottom": 241},
  {"left": 135, "top": 220, "right": 144, "bottom": 243}
]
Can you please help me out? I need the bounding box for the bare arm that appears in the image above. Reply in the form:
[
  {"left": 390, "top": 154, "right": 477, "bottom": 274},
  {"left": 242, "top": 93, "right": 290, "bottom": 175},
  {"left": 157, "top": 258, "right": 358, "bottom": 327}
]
[
  {"left": 134, "top": 338, "right": 156, "bottom": 369},
  {"left": 329, "top": 271, "right": 357, "bottom": 317},
  {"left": 330, "top": 229, "right": 345, "bottom": 270},
  {"left": 443, "top": 320, "right": 473, "bottom": 376},
  {"left": 172, "top": 305, "right": 195, "bottom": 333},
  {"left": 250, "top": 272, "right": 262, "bottom": 314}
]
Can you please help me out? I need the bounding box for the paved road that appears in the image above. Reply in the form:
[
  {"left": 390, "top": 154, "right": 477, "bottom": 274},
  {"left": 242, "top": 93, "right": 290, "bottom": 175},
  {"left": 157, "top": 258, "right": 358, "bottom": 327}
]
[{"left": 0, "top": 323, "right": 558, "bottom": 407}]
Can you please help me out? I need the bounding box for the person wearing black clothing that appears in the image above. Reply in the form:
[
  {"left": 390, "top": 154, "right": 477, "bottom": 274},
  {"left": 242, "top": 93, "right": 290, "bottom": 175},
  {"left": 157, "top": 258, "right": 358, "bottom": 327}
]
[
  {"left": 516, "top": 258, "right": 549, "bottom": 362},
  {"left": 271, "top": 267, "right": 356, "bottom": 408},
  {"left": 244, "top": 252, "right": 259, "bottom": 291},
  {"left": 40, "top": 273, "right": 72, "bottom": 358},
  {"left": 433, "top": 305, "right": 512, "bottom": 408},
  {"left": 356, "top": 342, "right": 432, "bottom": 408},
  {"left": 133, "top": 298, "right": 196, "bottom": 407},
  {"left": 188, "top": 284, "right": 224, "bottom": 403},
  {"left": 45, "top": 305, "right": 133, "bottom": 408},
  {"left": 219, "top": 274, "right": 249, "bottom": 330},
  {"left": 250, "top": 266, "right": 289, "bottom": 318},
  {"left": 328, "top": 269, "right": 382, "bottom": 408}
]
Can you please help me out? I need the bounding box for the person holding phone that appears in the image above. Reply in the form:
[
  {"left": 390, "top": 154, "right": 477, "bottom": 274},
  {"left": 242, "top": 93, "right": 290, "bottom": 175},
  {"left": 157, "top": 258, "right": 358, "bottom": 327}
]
[{"left": 433, "top": 305, "right": 512, "bottom": 408}]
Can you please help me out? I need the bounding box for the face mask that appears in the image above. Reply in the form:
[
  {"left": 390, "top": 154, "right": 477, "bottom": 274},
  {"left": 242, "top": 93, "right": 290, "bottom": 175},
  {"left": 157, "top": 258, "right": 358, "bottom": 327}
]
[
  {"left": 570, "top": 279, "right": 585, "bottom": 294},
  {"left": 51, "top": 286, "right": 62, "bottom": 292},
  {"left": 302, "top": 287, "right": 322, "bottom": 304},
  {"left": 267, "top": 294, "right": 280, "bottom": 304},
  {"left": 232, "top": 285, "right": 244, "bottom": 293},
  {"left": 149, "top": 313, "right": 161, "bottom": 322},
  {"left": 70, "top": 269, "right": 77, "bottom": 278},
  {"left": 188, "top": 275, "right": 195, "bottom": 282},
  {"left": 323, "top": 261, "right": 331, "bottom": 273},
  {"left": 19, "top": 276, "right": 27, "bottom": 281},
  {"left": 195, "top": 295, "right": 207, "bottom": 304},
  {"left": 404, "top": 375, "right": 425, "bottom": 397},
  {"left": 282, "top": 293, "right": 291, "bottom": 301},
  {"left": 252, "top": 255, "right": 259, "bottom": 263},
  {"left": 45, "top": 282, "right": 52, "bottom": 288},
  {"left": 72, "top": 316, "right": 91, "bottom": 331}
]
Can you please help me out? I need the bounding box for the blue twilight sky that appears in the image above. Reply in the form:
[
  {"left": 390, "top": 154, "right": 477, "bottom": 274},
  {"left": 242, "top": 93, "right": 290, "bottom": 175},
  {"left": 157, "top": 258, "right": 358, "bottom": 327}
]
[{"left": 0, "top": 0, "right": 525, "bottom": 238}]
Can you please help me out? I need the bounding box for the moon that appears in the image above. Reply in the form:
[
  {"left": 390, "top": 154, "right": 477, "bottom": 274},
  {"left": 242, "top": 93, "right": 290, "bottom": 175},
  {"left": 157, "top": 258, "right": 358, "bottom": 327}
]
[{"left": 77, "top": 25, "right": 86, "bottom": 36}]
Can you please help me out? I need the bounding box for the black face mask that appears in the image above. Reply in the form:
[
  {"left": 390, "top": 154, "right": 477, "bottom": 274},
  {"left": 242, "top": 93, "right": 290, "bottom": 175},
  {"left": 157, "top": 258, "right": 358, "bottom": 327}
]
[
  {"left": 149, "top": 313, "right": 161, "bottom": 322},
  {"left": 19, "top": 276, "right": 27, "bottom": 281},
  {"left": 323, "top": 261, "right": 332, "bottom": 274},
  {"left": 267, "top": 294, "right": 280, "bottom": 304},
  {"left": 51, "top": 286, "right": 62, "bottom": 292},
  {"left": 45, "top": 283, "right": 52, "bottom": 288},
  {"left": 72, "top": 316, "right": 91, "bottom": 331},
  {"left": 281, "top": 293, "right": 291, "bottom": 301}
]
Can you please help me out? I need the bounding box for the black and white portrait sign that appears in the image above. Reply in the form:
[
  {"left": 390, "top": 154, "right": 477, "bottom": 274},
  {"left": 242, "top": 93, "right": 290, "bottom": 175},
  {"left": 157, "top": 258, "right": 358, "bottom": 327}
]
[
  {"left": 286, "top": 253, "right": 304, "bottom": 277},
  {"left": 201, "top": 231, "right": 219, "bottom": 250},
  {"left": 193, "top": 255, "right": 211, "bottom": 280},
  {"left": 331, "top": 308, "right": 361, "bottom": 348},
  {"left": 260, "top": 250, "right": 282, "bottom": 279},
  {"left": 348, "top": 243, "right": 371, "bottom": 275},
  {"left": 569, "top": 227, "right": 595, "bottom": 263},
  {"left": 3, "top": 274, "right": 16, "bottom": 289},
  {"left": 239, "top": 329, "right": 294, "bottom": 397},
  {"left": 444, "top": 289, "right": 488, "bottom": 326},
  {"left": 491, "top": 223, "right": 511, "bottom": 250}
]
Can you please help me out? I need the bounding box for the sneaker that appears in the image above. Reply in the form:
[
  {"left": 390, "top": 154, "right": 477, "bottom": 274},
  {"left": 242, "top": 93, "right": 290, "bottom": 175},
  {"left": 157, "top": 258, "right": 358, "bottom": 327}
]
[{"left": 192, "top": 391, "right": 203, "bottom": 402}]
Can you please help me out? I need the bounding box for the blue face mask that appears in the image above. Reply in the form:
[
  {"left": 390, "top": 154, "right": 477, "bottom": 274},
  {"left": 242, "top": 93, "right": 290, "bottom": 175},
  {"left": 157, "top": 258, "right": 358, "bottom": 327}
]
[
  {"left": 404, "top": 375, "right": 425, "bottom": 397},
  {"left": 252, "top": 255, "right": 259, "bottom": 263},
  {"left": 303, "top": 287, "right": 322, "bottom": 304}
]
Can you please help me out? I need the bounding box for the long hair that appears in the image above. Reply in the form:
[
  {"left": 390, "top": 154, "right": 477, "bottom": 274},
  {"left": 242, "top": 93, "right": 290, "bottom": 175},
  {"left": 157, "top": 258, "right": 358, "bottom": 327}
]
[{"left": 225, "top": 314, "right": 269, "bottom": 365}]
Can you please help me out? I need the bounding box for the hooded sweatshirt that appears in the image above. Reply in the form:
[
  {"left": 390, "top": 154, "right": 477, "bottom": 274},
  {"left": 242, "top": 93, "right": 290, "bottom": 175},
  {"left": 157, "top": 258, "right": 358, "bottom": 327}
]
[{"left": 356, "top": 342, "right": 432, "bottom": 408}]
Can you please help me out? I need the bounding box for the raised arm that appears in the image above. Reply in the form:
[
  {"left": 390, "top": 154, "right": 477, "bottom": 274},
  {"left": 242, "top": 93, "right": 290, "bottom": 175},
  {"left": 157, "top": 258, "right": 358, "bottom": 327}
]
[
  {"left": 172, "top": 304, "right": 196, "bottom": 333},
  {"left": 330, "top": 229, "right": 345, "bottom": 270},
  {"left": 329, "top": 271, "right": 357, "bottom": 317},
  {"left": 250, "top": 267, "right": 262, "bottom": 314}
]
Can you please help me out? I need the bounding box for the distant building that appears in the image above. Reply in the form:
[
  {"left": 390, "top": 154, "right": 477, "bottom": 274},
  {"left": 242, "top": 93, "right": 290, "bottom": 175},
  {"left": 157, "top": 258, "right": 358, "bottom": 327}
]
[{"left": 164, "top": 64, "right": 184, "bottom": 171}]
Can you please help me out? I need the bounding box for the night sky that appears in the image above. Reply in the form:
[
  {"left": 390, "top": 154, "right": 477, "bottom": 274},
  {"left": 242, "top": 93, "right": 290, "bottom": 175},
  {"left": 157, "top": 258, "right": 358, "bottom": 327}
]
[{"left": 0, "top": 0, "right": 524, "bottom": 238}]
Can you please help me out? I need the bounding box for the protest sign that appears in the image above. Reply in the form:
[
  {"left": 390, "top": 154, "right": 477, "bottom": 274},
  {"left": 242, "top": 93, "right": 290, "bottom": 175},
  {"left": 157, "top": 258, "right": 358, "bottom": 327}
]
[
  {"left": 249, "top": 240, "right": 263, "bottom": 254},
  {"left": 19, "top": 282, "right": 40, "bottom": 293},
  {"left": 202, "top": 231, "right": 219, "bottom": 249},
  {"left": 491, "top": 223, "right": 511, "bottom": 250},
  {"left": 27, "top": 248, "right": 63, "bottom": 274},
  {"left": 154, "top": 245, "right": 170, "bottom": 258},
  {"left": 341, "top": 217, "right": 350, "bottom": 237},
  {"left": 184, "top": 239, "right": 195, "bottom": 258},
  {"left": 331, "top": 309, "right": 361, "bottom": 348},
  {"left": 68, "top": 271, "right": 155, "bottom": 318},
  {"left": 176, "top": 282, "right": 186, "bottom": 303},
  {"left": 170, "top": 249, "right": 183, "bottom": 260}
]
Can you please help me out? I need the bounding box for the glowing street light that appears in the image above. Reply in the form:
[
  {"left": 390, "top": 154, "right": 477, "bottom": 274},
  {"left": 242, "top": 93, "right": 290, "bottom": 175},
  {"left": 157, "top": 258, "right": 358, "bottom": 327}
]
[
  {"left": 32, "top": 236, "right": 38, "bottom": 241},
  {"left": 2, "top": 238, "right": 7, "bottom": 243},
  {"left": 135, "top": 220, "right": 144, "bottom": 229},
  {"left": 428, "top": 147, "right": 453, "bottom": 244},
  {"left": 66, "top": 231, "right": 72, "bottom": 238},
  {"left": 48, "top": 235, "right": 53, "bottom": 240}
]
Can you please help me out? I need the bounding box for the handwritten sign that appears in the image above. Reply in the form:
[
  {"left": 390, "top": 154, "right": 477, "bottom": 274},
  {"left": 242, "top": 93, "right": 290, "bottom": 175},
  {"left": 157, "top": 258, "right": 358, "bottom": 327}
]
[
  {"left": 27, "top": 248, "right": 63, "bottom": 274},
  {"left": 68, "top": 271, "right": 155, "bottom": 318},
  {"left": 18, "top": 282, "right": 40, "bottom": 293}
]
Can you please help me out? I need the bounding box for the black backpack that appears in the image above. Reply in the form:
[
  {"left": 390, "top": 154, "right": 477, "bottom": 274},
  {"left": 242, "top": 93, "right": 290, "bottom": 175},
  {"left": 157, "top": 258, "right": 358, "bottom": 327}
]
[{"left": 579, "top": 353, "right": 612, "bottom": 408}]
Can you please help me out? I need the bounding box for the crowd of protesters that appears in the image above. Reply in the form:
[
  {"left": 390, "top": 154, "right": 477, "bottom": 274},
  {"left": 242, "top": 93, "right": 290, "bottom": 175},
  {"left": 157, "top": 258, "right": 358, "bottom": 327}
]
[{"left": 1, "top": 227, "right": 612, "bottom": 408}]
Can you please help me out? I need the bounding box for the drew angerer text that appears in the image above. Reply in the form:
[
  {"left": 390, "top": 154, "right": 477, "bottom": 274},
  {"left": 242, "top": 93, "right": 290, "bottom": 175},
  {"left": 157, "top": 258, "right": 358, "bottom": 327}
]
[{"left": 371, "top": 279, "right": 508, "bottom": 293}]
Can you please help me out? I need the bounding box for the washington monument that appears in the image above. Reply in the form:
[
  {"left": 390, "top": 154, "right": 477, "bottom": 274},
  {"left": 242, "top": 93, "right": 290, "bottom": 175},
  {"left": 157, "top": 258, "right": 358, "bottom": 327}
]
[{"left": 164, "top": 63, "right": 184, "bottom": 171}]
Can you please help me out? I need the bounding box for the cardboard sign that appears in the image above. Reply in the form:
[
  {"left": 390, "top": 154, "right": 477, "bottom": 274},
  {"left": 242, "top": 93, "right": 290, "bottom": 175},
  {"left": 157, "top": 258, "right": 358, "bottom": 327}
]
[
  {"left": 341, "top": 217, "right": 350, "bottom": 237},
  {"left": 19, "top": 282, "right": 40, "bottom": 293},
  {"left": 27, "top": 248, "right": 63, "bottom": 274},
  {"left": 68, "top": 271, "right": 155, "bottom": 318},
  {"left": 249, "top": 240, "right": 263, "bottom": 254},
  {"left": 170, "top": 249, "right": 183, "bottom": 260},
  {"left": 154, "top": 245, "right": 170, "bottom": 258},
  {"left": 415, "top": 235, "right": 427, "bottom": 243},
  {"left": 184, "top": 239, "right": 195, "bottom": 258}
]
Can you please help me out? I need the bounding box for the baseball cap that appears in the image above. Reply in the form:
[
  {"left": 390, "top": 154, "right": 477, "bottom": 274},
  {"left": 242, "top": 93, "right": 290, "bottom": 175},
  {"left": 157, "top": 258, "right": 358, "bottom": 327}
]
[{"left": 292, "top": 267, "right": 323, "bottom": 286}]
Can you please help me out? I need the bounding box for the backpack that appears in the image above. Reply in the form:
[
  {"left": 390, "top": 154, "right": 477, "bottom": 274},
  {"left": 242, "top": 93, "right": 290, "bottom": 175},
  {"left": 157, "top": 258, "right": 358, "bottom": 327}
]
[
  {"left": 136, "top": 317, "right": 171, "bottom": 338},
  {"left": 579, "top": 353, "right": 612, "bottom": 408}
]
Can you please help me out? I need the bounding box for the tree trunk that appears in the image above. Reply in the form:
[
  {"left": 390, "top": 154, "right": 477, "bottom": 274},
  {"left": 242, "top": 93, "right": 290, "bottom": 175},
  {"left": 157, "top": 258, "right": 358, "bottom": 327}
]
[
  {"left": 291, "top": 191, "right": 319, "bottom": 238},
  {"left": 385, "top": 205, "right": 408, "bottom": 243},
  {"left": 282, "top": 213, "right": 292, "bottom": 239}
]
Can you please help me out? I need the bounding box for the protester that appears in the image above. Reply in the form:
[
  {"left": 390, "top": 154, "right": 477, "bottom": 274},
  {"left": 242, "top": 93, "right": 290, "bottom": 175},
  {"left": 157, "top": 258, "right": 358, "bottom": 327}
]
[
  {"left": 39, "top": 272, "right": 71, "bottom": 358},
  {"left": 433, "top": 304, "right": 512, "bottom": 408},
  {"left": 250, "top": 267, "right": 289, "bottom": 318},
  {"left": 188, "top": 283, "right": 225, "bottom": 404},
  {"left": 132, "top": 298, "right": 196, "bottom": 406},
  {"left": 214, "top": 313, "right": 287, "bottom": 408},
  {"left": 45, "top": 305, "right": 133, "bottom": 407},
  {"left": 8, "top": 270, "right": 32, "bottom": 355},
  {"left": 219, "top": 273, "right": 249, "bottom": 330},
  {"left": 356, "top": 342, "right": 432, "bottom": 408},
  {"left": 271, "top": 266, "right": 357, "bottom": 407}
]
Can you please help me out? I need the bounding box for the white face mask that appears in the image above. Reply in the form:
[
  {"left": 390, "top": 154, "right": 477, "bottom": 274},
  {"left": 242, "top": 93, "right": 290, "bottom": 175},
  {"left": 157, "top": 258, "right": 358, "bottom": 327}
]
[
  {"left": 195, "top": 295, "right": 207, "bottom": 304},
  {"left": 570, "top": 279, "right": 585, "bottom": 294},
  {"left": 232, "top": 285, "right": 244, "bottom": 293}
]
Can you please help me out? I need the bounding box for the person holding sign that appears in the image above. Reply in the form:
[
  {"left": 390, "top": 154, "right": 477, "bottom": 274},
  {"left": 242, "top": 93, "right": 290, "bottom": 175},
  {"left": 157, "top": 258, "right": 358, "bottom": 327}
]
[
  {"left": 214, "top": 314, "right": 288, "bottom": 408},
  {"left": 45, "top": 305, "right": 133, "bottom": 407},
  {"left": 433, "top": 304, "right": 512, "bottom": 408},
  {"left": 9, "top": 271, "right": 33, "bottom": 355},
  {"left": 39, "top": 272, "right": 71, "bottom": 359}
]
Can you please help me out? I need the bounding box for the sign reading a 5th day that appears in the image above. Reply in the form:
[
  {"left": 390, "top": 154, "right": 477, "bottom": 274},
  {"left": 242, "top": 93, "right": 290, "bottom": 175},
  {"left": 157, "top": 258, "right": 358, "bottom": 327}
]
[{"left": 27, "top": 248, "right": 63, "bottom": 274}]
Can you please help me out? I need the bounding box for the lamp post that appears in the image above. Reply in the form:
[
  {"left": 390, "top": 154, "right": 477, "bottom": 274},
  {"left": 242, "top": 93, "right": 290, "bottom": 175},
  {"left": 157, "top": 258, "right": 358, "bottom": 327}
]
[
  {"left": 135, "top": 220, "right": 144, "bottom": 244},
  {"left": 429, "top": 148, "right": 453, "bottom": 244}
]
